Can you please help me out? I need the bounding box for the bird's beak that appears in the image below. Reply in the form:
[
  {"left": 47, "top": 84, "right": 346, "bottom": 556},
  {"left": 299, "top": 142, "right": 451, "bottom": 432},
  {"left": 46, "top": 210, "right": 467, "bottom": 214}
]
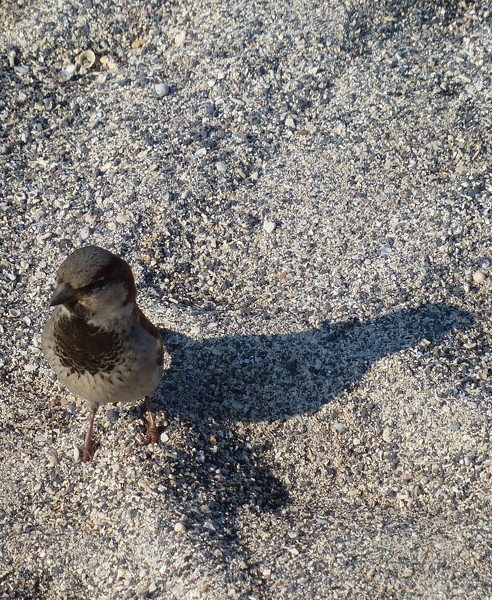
[{"left": 49, "top": 282, "right": 76, "bottom": 307}]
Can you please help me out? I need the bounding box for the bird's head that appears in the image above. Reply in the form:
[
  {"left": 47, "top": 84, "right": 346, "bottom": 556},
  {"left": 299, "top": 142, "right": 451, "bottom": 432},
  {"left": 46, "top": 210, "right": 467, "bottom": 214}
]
[{"left": 49, "top": 246, "right": 137, "bottom": 327}]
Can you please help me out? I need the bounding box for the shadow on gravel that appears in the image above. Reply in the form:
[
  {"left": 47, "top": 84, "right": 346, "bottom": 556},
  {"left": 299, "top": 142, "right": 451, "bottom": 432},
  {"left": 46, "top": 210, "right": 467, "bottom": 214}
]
[
  {"left": 160, "top": 303, "right": 472, "bottom": 423},
  {"left": 151, "top": 303, "right": 472, "bottom": 545}
]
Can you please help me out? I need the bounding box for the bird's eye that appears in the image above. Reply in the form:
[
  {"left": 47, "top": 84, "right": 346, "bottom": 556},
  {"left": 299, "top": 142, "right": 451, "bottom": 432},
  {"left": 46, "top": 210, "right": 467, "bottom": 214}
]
[{"left": 79, "top": 276, "right": 107, "bottom": 293}]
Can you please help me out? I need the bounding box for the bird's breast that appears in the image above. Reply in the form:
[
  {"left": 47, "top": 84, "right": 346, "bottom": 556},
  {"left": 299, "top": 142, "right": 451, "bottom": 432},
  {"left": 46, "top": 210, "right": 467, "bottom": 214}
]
[{"left": 52, "top": 312, "right": 126, "bottom": 376}]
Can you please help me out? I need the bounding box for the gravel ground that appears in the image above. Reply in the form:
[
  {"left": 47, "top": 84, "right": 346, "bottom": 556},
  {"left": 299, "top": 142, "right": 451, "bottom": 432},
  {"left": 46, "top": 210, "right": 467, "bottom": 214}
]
[{"left": 2, "top": 0, "right": 492, "bottom": 598}]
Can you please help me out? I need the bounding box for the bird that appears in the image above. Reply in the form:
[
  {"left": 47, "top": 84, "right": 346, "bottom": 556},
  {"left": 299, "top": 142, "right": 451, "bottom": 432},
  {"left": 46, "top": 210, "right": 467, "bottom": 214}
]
[{"left": 42, "top": 246, "right": 164, "bottom": 461}]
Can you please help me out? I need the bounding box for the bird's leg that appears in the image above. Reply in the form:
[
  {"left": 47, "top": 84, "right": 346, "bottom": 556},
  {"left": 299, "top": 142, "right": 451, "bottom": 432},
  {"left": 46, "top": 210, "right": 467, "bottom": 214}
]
[
  {"left": 81, "top": 408, "right": 97, "bottom": 462},
  {"left": 145, "top": 396, "right": 159, "bottom": 444}
]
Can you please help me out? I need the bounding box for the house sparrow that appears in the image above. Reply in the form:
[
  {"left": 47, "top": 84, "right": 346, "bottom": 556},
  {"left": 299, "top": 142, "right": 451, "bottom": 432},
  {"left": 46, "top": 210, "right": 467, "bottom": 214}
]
[{"left": 42, "top": 246, "right": 164, "bottom": 461}]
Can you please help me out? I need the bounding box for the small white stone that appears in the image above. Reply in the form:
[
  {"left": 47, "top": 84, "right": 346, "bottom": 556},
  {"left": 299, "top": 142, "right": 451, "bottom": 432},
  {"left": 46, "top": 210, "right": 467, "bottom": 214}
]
[
  {"left": 174, "top": 522, "right": 186, "bottom": 533},
  {"left": 79, "top": 225, "right": 90, "bottom": 240},
  {"left": 160, "top": 432, "right": 169, "bottom": 443},
  {"left": 473, "top": 271, "right": 486, "bottom": 284},
  {"left": 382, "top": 427, "right": 392, "bottom": 442},
  {"left": 216, "top": 161, "right": 226, "bottom": 173},
  {"left": 333, "top": 422, "right": 346, "bottom": 433},
  {"left": 175, "top": 31, "right": 186, "bottom": 47},
  {"left": 204, "top": 521, "right": 216, "bottom": 532},
  {"left": 155, "top": 82, "right": 170, "bottom": 97},
  {"left": 59, "top": 69, "right": 73, "bottom": 82},
  {"left": 263, "top": 220, "right": 276, "bottom": 234},
  {"left": 285, "top": 117, "right": 295, "bottom": 128},
  {"left": 148, "top": 583, "right": 157, "bottom": 593},
  {"left": 116, "top": 213, "right": 128, "bottom": 224}
]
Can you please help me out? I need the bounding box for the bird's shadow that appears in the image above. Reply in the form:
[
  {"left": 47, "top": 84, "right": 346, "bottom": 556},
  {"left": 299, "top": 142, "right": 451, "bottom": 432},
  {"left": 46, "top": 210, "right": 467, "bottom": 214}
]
[{"left": 149, "top": 303, "right": 472, "bottom": 544}]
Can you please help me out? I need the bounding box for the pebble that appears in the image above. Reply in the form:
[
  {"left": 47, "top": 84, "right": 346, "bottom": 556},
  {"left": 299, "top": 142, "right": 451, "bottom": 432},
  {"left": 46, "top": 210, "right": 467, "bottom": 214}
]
[
  {"left": 8, "top": 309, "right": 20, "bottom": 317},
  {"left": 204, "top": 521, "right": 216, "bottom": 533},
  {"left": 285, "top": 117, "right": 295, "bottom": 128},
  {"left": 333, "top": 422, "right": 346, "bottom": 433},
  {"left": 382, "top": 427, "right": 392, "bottom": 442},
  {"left": 160, "top": 432, "right": 169, "bottom": 443},
  {"left": 148, "top": 583, "right": 157, "bottom": 593},
  {"left": 106, "top": 410, "right": 120, "bottom": 423},
  {"left": 154, "top": 82, "right": 170, "bottom": 97},
  {"left": 174, "top": 522, "right": 186, "bottom": 533},
  {"left": 174, "top": 31, "right": 186, "bottom": 47},
  {"left": 473, "top": 271, "right": 486, "bottom": 284},
  {"left": 59, "top": 68, "right": 74, "bottom": 82},
  {"left": 263, "top": 220, "right": 276, "bottom": 234},
  {"left": 79, "top": 225, "right": 90, "bottom": 241},
  {"left": 216, "top": 161, "right": 227, "bottom": 173}
]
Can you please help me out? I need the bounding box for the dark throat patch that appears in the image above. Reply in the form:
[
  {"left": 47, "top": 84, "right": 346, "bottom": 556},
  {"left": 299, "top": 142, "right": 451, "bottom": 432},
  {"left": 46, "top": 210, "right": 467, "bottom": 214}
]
[{"left": 53, "top": 314, "right": 124, "bottom": 375}]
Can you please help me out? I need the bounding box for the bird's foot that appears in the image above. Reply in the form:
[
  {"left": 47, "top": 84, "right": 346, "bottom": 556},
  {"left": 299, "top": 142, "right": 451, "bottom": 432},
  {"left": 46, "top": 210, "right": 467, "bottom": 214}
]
[
  {"left": 81, "top": 443, "right": 95, "bottom": 462},
  {"left": 146, "top": 420, "right": 160, "bottom": 444},
  {"left": 144, "top": 396, "right": 160, "bottom": 444}
]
